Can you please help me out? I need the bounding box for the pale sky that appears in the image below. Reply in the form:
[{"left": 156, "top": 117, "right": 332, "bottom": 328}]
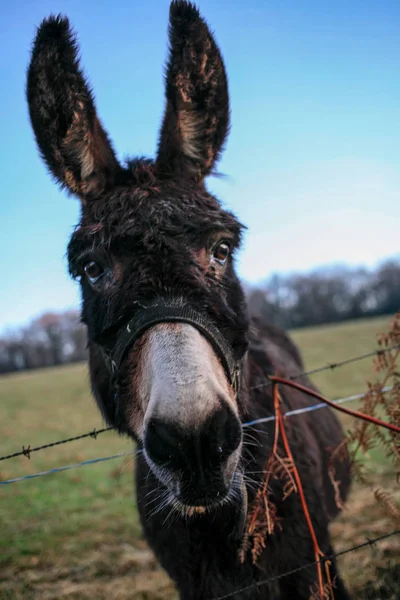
[{"left": 1, "top": 0, "right": 399, "bottom": 333}]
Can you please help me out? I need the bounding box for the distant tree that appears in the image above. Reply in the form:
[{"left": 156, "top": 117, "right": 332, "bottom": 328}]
[
  {"left": 372, "top": 260, "right": 400, "bottom": 316},
  {"left": 2, "top": 257, "right": 400, "bottom": 375}
]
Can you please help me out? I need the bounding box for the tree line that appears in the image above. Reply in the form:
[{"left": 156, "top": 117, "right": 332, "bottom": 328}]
[
  {"left": 0, "top": 311, "right": 87, "bottom": 374},
  {"left": 1, "top": 258, "right": 399, "bottom": 374},
  {"left": 246, "top": 258, "right": 400, "bottom": 330}
]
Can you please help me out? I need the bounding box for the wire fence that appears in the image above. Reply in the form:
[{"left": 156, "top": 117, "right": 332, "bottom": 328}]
[
  {"left": 243, "top": 384, "right": 393, "bottom": 428},
  {"left": 1, "top": 344, "right": 397, "bottom": 464},
  {"left": 249, "top": 343, "right": 400, "bottom": 390},
  {"left": 0, "top": 452, "right": 134, "bottom": 485},
  {"left": 207, "top": 530, "right": 400, "bottom": 600},
  {"left": 0, "top": 384, "right": 394, "bottom": 485},
  {"left": 0, "top": 426, "right": 114, "bottom": 462},
  {"left": 1, "top": 342, "right": 399, "bottom": 600}
]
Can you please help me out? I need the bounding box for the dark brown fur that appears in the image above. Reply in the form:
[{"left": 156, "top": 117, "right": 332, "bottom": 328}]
[{"left": 26, "top": 2, "right": 352, "bottom": 598}]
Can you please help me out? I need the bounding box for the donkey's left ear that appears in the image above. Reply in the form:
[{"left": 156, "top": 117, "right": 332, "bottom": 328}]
[{"left": 156, "top": 1, "right": 230, "bottom": 183}]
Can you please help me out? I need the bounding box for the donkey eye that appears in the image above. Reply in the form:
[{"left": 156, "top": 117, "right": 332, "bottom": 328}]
[
  {"left": 213, "top": 242, "right": 230, "bottom": 265},
  {"left": 83, "top": 260, "right": 103, "bottom": 283}
]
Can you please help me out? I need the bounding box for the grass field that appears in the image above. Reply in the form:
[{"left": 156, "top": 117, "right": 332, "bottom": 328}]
[{"left": 0, "top": 315, "right": 399, "bottom": 599}]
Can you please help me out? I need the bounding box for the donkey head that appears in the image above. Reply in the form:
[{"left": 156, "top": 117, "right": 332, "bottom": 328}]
[{"left": 27, "top": 1, "right": 249, "bottom": 512}]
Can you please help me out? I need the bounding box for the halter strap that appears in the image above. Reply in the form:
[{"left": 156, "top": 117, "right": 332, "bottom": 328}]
[{"left": 98, "top": 298, "right": 240, "bottom": 393}]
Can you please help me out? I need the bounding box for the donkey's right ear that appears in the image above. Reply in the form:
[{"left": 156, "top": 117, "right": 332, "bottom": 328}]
[{"left": 26, "top": 15, "right": 121, "bottom": 202}]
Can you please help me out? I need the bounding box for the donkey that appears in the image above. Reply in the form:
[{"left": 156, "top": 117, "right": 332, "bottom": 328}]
[{"left": 27, "top": 2, "right": 352, "bottom": 598}]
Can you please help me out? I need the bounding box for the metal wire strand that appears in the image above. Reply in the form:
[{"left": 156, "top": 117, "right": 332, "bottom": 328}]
[
  {"left": 207, "top": 530, "right": 400, "bottom": 600},
  {"left": 0, "top": 452, "right": 133, "bottom": 485}
]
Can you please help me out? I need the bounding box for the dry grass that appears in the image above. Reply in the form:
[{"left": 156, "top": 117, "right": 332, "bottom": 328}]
[
  {"left": 332, "top": 473, "right": 400, "bottom": 599},
  {"left": 1, "top": 314, "right": 399, "bottom": 599}
]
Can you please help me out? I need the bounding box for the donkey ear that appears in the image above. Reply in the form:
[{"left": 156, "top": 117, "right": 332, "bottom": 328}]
[
  {"left": 26, "top": 15, "right": 120, "bottom": 201},
  {"left": 156, "top": 1, "right": 230, "bottom": 183}
]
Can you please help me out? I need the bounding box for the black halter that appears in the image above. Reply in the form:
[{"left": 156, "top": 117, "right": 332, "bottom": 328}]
[{"left": 96, "top": 298, "right": 241, "bottom": 394}]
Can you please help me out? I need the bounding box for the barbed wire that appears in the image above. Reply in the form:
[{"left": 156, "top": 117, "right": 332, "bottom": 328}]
[
  {"left": 0, "top": 384, "right": 391, "bottom": 465},
  {"left": 0, "top": 385, "right": 394, "bottom": 485},
  {"left": 0, "top": 426, "right": 114, "bottom": 462},
  {"left": 249, "top": 343, "right": 400, "bottom": 391},
  {"left": 1, "top": 340, "right": 397, "bottom": 464},
  {"left": 207, "top": 529, "right": 400, "bottom": 600}
]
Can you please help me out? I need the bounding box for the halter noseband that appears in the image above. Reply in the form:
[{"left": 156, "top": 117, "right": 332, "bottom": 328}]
[{"left": 96, "top": 298, "right": 241, "bottom": 394}]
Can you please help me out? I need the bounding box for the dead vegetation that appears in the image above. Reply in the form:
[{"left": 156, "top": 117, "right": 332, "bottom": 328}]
[{"left": 1, "top": 475, "right": 399, "bottom": 599}]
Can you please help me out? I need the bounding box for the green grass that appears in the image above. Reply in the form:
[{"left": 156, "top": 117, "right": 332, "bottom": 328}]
[
  {"left": 290, "top": 314, "right": 393, "bottom": 398},
  {"left": 0, "top": 314, "right": 398, "bottom": 599},
  {"left": 0, "top": 363, "right": 138, "bottom": 567}
]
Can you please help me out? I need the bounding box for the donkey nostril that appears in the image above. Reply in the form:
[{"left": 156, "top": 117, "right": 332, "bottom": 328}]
[
  {"left": 145, "top": 418, "right": 186, "bottom": 469},
  {"left": 206, "top": 404, "right": 242, "bottom": 459}
]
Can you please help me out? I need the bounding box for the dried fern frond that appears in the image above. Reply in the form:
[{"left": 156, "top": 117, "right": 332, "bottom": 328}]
[{"left": 349, "top": 312, "right": 400, "bottom": 512}]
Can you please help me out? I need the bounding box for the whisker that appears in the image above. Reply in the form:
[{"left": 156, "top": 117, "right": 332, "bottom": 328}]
[
  {"left": 242, "top": 431, "right": 262, "bottom": 444},
  {"left": 147, "top": 493, "right": 172, "bottom": 519},
  {"left": 162, "top": 502, "right": 178, "bottom": 526},
  {"left": 242, "top": 426, "right": 272, "bottom": 435},
  {"left": 144, "top": 491, "right": 168, "bottom": 509},
  {"left": 243, "top": 475, "right": 260, "bottom": 486},
  {"left": 145, "top": 485, "right": 168, "bottom": 502},
  {"left": 242, "top": 440, "right": 263, "bottom": 449},
  {"left": 144, "top": 486, "right": 164, "bottom": 499}
]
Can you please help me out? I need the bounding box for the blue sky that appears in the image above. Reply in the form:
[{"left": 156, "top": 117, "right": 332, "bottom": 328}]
[{"left": 1, "top": 0, "right": 399, "bottom": 333}]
